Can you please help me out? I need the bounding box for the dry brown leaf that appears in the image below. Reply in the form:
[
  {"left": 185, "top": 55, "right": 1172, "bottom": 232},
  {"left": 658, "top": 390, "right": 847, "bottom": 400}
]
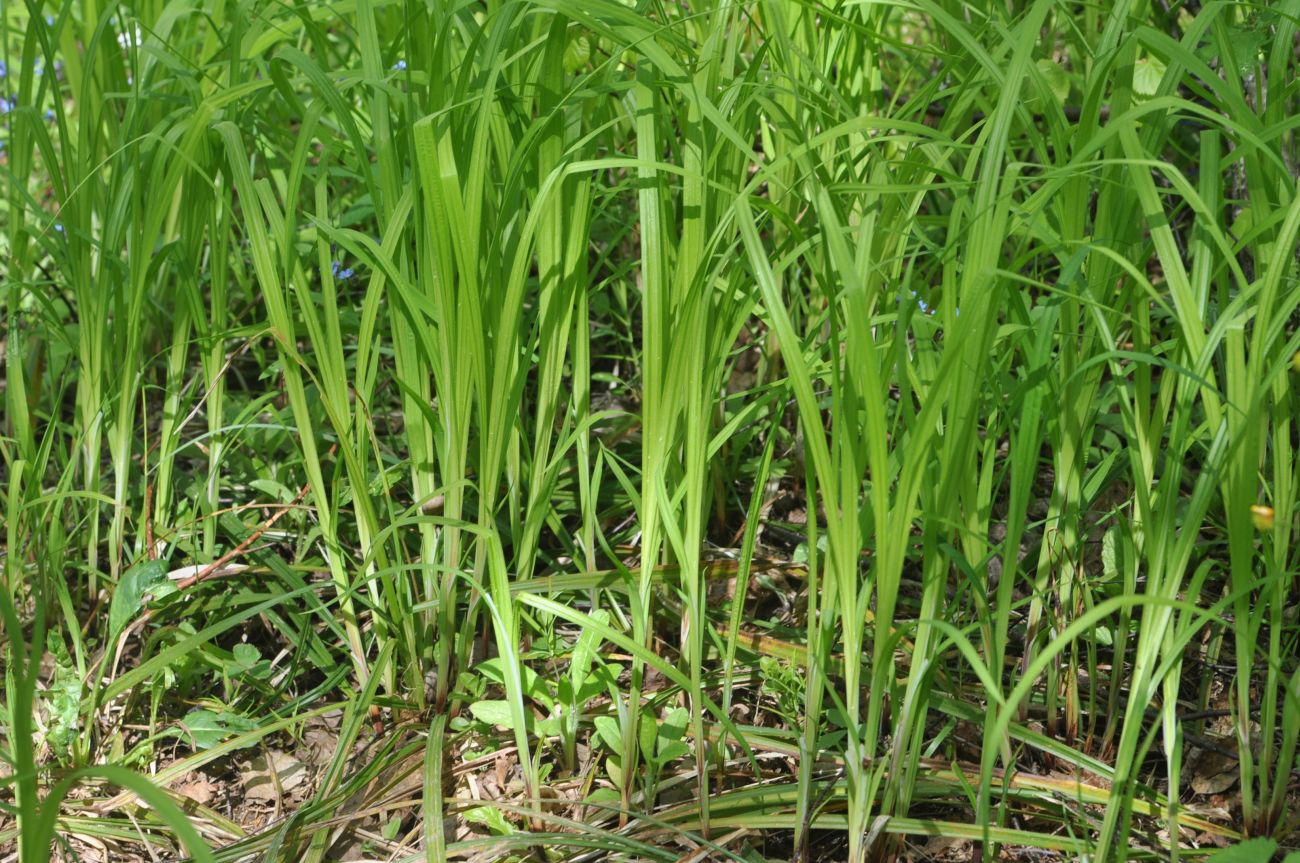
[
  {"left": 922, "top": 835, "right": 970, "bottom": 860},
  {"left": 301, "top": 726, "right": 339, "bottom": 766},
  {"left": 242, "top": 750, "right": 307, "bottom": 801},
  {"left": 171, "top": 774, "right": 217, "bottom": 806},
  {"left": 1190, "top": 750, "right": 1237, "bottom": 795}
]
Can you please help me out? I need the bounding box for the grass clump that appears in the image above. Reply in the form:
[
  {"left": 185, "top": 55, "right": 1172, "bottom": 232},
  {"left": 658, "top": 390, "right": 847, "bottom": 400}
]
[{"left": 2, "top": 1, "right": 1299, "bottom": 861}]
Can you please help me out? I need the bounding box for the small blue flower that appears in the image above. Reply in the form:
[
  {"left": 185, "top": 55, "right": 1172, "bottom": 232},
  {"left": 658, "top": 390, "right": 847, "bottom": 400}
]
[
  {"left": 0, "top": 61, "right": 8, "bottom": 78},
  {"left": 331, "top": 260, "right": 354, "bottom": 280},
  {"left": 45, "top": 108, "right": 55, "bottom": 121},
  {"left": 392, "top": 59, "right": 407, "bottom": 71},
  {"left": 0, "top": 96, "right": 11, "bottom": 113},
  {"left": 47, "top": 15, "right": 55, "bottom": 25},
  {"left": 54, "top": 222, "right": 64, "bottom": 233},
  {"left": 905, "top": 289, "right": 936, "bottom": 316}
]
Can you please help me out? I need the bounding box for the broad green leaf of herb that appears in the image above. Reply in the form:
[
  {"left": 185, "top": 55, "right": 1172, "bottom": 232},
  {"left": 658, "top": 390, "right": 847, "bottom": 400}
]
[
  {"left": 1034, "top": 58, "right": 1071, "bottom": 105},
  {"left": 1133, "top": 54, "right": 1167, "bottom": 98},
  {"left": 44, "top": 632, "right": 82, "bottom": 762},
  {"left": 1204, "top": 839, "right": 1286, "bottom": 863},
  {"left": 108, "top": 560, "right": 174, "bottom": 645},
  {"left": 655, "top": 707, "right": 689, "bottom": 763},
  {"left": 593, "top": 715, "right": 622, "bottom": 752},
  {"left": 168, "top": 708, "right": 258, "bottom": 750},
  {"left": 462, "top": 805, "right": 516, "bottom": 836},
  {"left": 470, "top": 699, "right": 528, "bottom": 731},
  {"left": 1196, "top": 24, "right": 1268, "bottom": 76},
  {"left": 230, "top": 643, "right": 261, "bottom": 673}
]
